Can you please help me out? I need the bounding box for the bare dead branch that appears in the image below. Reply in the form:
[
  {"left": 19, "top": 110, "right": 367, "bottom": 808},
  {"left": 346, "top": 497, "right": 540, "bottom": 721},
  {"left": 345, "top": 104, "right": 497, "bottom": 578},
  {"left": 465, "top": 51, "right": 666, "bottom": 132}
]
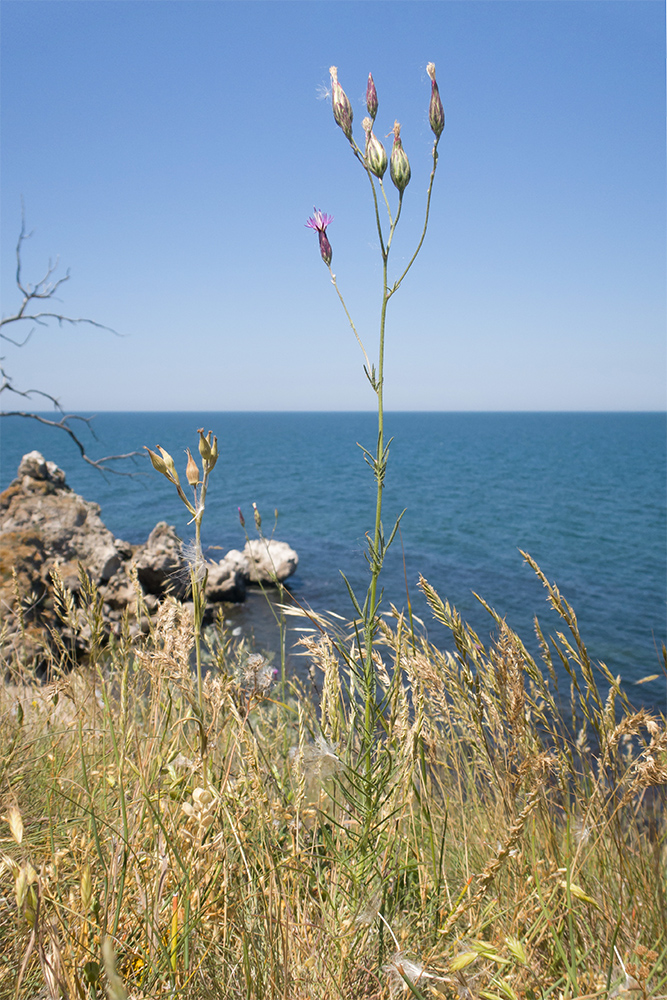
[
  {"left": 0, "top": 326, "right": 35, "bottom": 348},
  {"left": 0, "top": 311, "right": 118, "bottom": 337},
  {"left": 1, "top": 209, "right": 139, "bottom": 476},
  {"left": 1, "top": 409, "right": 143, "bottom": 477},
  {"left": 3, "top": 211, "right": 119, "bottom": 338}
]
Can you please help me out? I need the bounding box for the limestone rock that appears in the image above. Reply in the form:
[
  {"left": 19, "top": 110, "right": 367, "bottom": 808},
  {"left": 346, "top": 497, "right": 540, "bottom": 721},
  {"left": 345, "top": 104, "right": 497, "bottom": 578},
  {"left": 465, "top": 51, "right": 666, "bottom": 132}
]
[
  {"left": 133, "top": 521, "right": 186, "bottom": 598},
  {"left": 205, "top": 557, "right": 246, "bottom": 604},
  {"left": 99, "top": 568, "right": 137, "bottom": 613},
  {"left": 18, "top": 450, "right": 66, "bottom": 487},
  {"left": 0, "top": 453, "right": 126, "bottom": 586},
  {"left": 0, "top": 529, "right": 49, "bottom": 623},
  {"left": 0, "top": 453, "right": 130, "bottom": 665},
  {"left": 224, "top": 548, "right": 251, "bottom": 577},
  {"left": 243, "top": 539, "right": 298, "bottom": 584}
]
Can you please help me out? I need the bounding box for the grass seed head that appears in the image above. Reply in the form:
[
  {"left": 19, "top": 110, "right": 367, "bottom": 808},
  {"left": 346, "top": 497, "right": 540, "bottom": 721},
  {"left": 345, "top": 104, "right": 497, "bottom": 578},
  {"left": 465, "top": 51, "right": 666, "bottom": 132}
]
[{"left": 2, "top": 805, "right": 23, "bottom": 844}]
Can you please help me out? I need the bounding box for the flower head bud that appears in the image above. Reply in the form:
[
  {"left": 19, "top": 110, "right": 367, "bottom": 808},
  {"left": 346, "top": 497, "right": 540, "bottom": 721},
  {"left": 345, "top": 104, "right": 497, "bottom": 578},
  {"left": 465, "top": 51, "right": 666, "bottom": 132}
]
[
  {"left": 146, "top": 445, "right": 180, "bottom": 485},
  {"left": 366, "top": 72, "right": 378, "bottom": 120},
  {"left": 426, "top": 62, "right": 445, "bottom": 138},
  {"left": 209, "top": 434, "right": 219, "bottom": 468},
  {"left": 238, "top": 507, "right": 245, "bottom": 528},
  {"left": 329, "top": 66, "right": 353, "bottom": 140},
  {"left": 185, "top": 448, "right": 200, "bottom": 487},
  {"left": 198, "top": 428, "right": 218, "bottom": 472},
  {"left": 363, "top": 118, "right": 387, "bottom": 179},
  {"left": 389, "top": 121, "right": 411, "bottom": 192},
  {"left": 252, "top": 501, "right": 261, "bottom": 531},
  {"left": 144, "top": 446, "right": 168, "bottom": 476},
  {"left": 197, "top": 428, "right": 212, "bottom": 463},
  {"left": 318, "top": 230, "right": 332, "bottom": 266}
]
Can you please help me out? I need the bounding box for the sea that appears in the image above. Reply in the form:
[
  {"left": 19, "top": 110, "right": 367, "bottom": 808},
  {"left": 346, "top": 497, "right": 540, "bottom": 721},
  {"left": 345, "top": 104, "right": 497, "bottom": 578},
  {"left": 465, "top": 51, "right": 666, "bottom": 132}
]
[{"left": 2, "top": 412, "right": 666, "bottom": 712}]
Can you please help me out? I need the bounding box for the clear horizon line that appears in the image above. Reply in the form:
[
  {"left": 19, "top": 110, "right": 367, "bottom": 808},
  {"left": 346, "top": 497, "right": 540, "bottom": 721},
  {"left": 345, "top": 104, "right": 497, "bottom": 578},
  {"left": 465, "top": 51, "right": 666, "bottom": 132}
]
[{"left": 2, "top": 408, "right": 666, "bottom": 416}]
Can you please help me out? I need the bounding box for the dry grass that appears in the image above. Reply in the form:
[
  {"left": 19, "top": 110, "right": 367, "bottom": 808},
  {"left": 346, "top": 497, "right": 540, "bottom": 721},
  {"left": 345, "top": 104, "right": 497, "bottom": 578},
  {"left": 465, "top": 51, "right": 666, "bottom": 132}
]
[{"left": 0, "top": 562, "right": 665, "bottom": 999}]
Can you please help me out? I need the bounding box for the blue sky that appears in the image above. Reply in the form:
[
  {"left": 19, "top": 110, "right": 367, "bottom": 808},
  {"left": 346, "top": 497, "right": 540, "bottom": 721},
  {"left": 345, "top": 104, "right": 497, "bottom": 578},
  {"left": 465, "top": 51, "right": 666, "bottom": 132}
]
[{"left": 1, "top": 0, "right": 664, "bottom": 412}]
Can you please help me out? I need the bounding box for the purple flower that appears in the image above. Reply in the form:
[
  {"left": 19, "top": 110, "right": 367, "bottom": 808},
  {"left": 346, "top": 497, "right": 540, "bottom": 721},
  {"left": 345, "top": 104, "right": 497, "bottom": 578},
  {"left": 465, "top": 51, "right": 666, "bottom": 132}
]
[
  {"left": 305, "top": 207, "right": 333, "bottom": 266},
  {"left": 306, "top": 208, "right": 334, "bottom": 232}
]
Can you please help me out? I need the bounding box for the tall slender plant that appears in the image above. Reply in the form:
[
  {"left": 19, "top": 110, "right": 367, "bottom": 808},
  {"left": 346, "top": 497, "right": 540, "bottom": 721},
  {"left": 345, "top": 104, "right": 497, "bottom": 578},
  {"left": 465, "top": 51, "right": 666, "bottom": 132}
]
[
  {"left": 307, "top": 63, "right": 444, "bottom": 783},
  {"left": 144, "top": 428, "right": 218, "bottom": 766}
]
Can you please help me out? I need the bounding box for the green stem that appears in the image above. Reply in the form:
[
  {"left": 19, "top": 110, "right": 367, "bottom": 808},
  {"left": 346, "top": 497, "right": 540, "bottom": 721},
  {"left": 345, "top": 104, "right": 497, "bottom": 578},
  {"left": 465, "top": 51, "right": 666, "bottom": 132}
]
[
  {"left": 192, "top": 491, "right": 208, "bottom": 773},
  {"left": 388, "top": 139, "right": 440, "bottom": 298},
  {"left": 361, "top": 184, "right": 406, "bottom": 791},
  {"left": 362, "top": 258, "right": 389, "bottom": 793},
  {"left": 194, "top": 516, "right": 204, "bottom": 714},
  {"left": 328, "top": 270, "right": 371, "bottom": 374},
  {"left": 378, "top": 178, "right": 393, "bottom": 228}
]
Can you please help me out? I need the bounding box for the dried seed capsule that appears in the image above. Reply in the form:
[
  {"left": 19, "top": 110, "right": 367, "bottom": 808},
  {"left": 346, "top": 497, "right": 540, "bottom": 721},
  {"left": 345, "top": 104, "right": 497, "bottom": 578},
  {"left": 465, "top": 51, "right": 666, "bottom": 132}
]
[{"left": 185, "top": 448, "right": 200, "bottom": 486}]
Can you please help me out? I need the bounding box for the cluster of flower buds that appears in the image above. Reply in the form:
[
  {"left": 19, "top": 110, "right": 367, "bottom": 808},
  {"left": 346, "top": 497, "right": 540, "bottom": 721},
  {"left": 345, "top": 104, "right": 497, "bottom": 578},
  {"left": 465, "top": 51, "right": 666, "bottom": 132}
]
[
  {"left": 144, "top": 443, "right": 182, "bottom": 486},
  {"left": 145, "top": 429, "right": 218, "bottom": 512},
  {"left": 197, "top": 428, "right": 218, "bottom": 473},
  {"left": 309, "top": 64, "right": 444, "bottom": 259},
  {"left": 327, "top": 63, "right": 444, "bottom": 182}
]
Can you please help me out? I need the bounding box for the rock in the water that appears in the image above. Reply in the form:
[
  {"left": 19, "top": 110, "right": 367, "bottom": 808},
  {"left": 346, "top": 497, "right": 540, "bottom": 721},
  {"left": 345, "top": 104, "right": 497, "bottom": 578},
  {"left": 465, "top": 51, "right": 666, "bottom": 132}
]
[
  {"left": 243, "top": 539, "right": 298, "bottom": 584},
  {"left": 133, "top": 521, "right": 187, "bottom": 598},
  {"left": 224, "top": 548, "right": 250, "bottom": 577},
  {"left": 205, "top": 557, "right": 246, "bottom": 603}
]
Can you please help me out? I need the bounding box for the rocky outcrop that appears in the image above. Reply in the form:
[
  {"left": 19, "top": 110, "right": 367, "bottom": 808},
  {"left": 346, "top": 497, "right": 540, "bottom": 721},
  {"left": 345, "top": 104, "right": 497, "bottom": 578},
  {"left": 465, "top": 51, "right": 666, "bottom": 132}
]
[
  {"left": 243, "top": 539, "right": 299, "bottom": 584},
  {"left": 0, "top": 452, "right": 299, "bottom": 667},
  {"left": 134, "top": 522, "right": 187, "bottom": 599},
  {"left": 1, "top": 451, "right": 125, "bottom": 588},
  {"left": 205, "top": 556, "right": 247, "bottom": 604}
]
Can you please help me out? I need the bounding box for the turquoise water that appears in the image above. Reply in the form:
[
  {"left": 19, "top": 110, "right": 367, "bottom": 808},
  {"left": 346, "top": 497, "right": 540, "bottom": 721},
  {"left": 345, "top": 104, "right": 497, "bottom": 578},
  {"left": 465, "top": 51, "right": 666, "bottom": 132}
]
[{"left": 2, "top": 412, "right": 665, "bottom": 708}]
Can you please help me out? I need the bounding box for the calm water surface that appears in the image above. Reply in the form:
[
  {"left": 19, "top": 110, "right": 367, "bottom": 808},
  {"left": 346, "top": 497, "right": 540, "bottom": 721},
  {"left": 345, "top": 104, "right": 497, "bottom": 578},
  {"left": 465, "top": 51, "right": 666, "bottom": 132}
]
[{"left": 2, "top": 412, "right": 665, "bottom": 709}]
